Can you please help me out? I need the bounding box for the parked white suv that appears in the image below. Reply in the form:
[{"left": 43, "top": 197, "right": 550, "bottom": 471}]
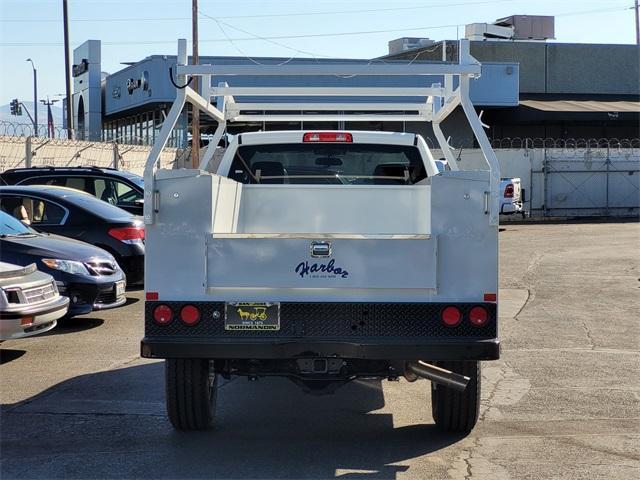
[{"left": 0, "top": 262, "right": 69, "bottom": 340}]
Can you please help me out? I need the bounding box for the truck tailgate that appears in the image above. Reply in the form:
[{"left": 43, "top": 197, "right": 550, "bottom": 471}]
[{"left": 206, "top": 235, "right": 437, "bottom": 290}]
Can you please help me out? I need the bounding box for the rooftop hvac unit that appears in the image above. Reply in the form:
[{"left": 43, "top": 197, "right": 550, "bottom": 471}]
[
  {"left": 494, "top": 15, "right": 555, "bottom": 40},
  {"left": 465, "top": 15, "right": 555, "bottom": 42},
  {"left": 388, "top": 37, "right": 435, "bottom": 55}
]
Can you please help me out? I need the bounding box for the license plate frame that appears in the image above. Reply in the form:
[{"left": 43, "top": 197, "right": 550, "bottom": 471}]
[
  {"left": 115, "top": 281, "right": 125, "bottom": 297},
  {"left": 225, "top": 302, "right": 280, "bottom": 331}
]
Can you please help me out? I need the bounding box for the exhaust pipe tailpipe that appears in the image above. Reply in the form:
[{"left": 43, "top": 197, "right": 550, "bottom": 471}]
[{"left": 406, "top": 361, "right": 470, "bottom": 392}]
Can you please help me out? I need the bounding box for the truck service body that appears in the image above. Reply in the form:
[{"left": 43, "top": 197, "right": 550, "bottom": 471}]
[{"left": 141, "top": 39, "right": 500, "bottom": 432}]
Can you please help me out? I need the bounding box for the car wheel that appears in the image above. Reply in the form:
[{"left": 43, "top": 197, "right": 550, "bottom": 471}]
[
  {"left": 431, "top": 360, "right": 480, "bottom": 433},
  {"left": 165, "top": 358, "right": 217, "bottom": 430}
]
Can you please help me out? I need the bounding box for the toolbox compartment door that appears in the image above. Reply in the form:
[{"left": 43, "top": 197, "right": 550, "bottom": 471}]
[{"left": 206, "top": 235, "right": 437, "bottom": 290}]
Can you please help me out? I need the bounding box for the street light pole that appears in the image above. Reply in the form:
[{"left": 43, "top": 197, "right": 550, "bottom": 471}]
[
  {"left": 26, "top": 59, "right": 38, "bottom": 137},
  {"left": 63, "top": 0, "right": 73, "bottom": 139},
  {"left": 635, "top": 0, "right": 639, "bottom": 46}
]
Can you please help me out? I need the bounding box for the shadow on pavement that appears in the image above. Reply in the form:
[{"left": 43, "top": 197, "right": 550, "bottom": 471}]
[
  {"left": 123, "top": 296, "right": 140, "bottom": 307},
  {"left": 1, "top": 362, "right": 465, "bottom": 479},
  {"left": 0, "top": 348, "right": 26, "bottom": 364},
  {"left": 41, "top": 317, "right": 105, "bottom": 336}
]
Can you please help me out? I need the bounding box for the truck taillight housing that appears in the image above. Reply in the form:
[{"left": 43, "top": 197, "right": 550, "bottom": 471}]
[
  {"left": 469, "top": 306, "right": 488, "bottom": 326},
  {"left": 153, "top": 305, "right": 173, "bottom": 325},
  {"left": 441, "top": 306, "right": 462, "bottom": 326},
  {"left": 180, "top": 305, "right": 200, "bottom": 326},
  {"left": 303, "top": 132, "right": 353, "bottom": 143},
  {"left": 504, "top": 184, "right": 514, "bottom": 198},
  {"left": 108, "top": 226, "right": 145, "bottom": 244}
]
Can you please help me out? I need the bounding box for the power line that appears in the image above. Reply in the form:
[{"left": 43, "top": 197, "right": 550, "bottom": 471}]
[
  {"left": 0, "top": 24, "right": 464, "bottom": 47},
  {"left": 0, "top": 0, "right": 522, "bottom": 23},
  {"left": 3, "top": 0, "right": 631, "bottom": 23},
  {"left": 0, "top": 5, "right": 632, "bottom": 47},
  {"left": 200, "top": 10, "right": 331, "bottom": 60}
]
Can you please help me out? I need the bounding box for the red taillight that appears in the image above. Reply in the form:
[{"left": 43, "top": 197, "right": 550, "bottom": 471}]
[
  {"left": 441, "top": 306, "right": 462, "bottom": 326},
  {"left": 146, "top": 291, "right": 159, "bottom": 301},
  {"left": 504, "top": 184, "right": 514, "bottom": 198},
  {"left": 469, "top": 306, "right": 489, "bottom": 327},
  {"left": 303, "top": 132, "right": 353, "bottom": 143},
  {"left": 108, "top": 226, "right": 145, "bottom": 244},
  {"left": 153, "top": 305, "right": 173, "bottom": 325},
  {"left": 180, "top": 305, "right": 200, "bottom": 326},
  {"left": 484, "top": 293, "right": 497, "bottom": 302}
]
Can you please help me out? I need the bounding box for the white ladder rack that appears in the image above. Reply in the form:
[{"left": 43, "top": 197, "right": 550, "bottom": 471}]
[{"left": 144, "top": 39, "right": 500, "bottom": 226}]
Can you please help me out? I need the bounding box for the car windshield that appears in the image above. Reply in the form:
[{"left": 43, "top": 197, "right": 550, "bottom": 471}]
[
  {"left": 228, "top": 143, "right": 427, "bottom": 185},
  {"left": 0, "top": 211, "right": 39, "bottom": 236}
]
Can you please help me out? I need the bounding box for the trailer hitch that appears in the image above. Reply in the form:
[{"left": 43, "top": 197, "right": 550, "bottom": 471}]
[{"left": 405, "top": 361, "right": 470, "bottom": 392}]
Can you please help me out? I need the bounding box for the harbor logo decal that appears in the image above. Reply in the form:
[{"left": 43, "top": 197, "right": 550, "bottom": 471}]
[{"left": 295, "top": 259, "right": 349, "bottom": 279}]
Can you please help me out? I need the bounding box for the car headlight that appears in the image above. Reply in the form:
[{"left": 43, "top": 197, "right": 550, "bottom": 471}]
[{"left": 42, "top": 258, "right": 91, "bottom": 275}]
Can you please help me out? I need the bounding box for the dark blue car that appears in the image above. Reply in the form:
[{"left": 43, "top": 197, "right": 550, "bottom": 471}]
[
  {"left": 0, "top": 185, "right": 144, "bottom": 285},
  {"left": 0, "top": 212, "right": 126, "bottom": 316}
]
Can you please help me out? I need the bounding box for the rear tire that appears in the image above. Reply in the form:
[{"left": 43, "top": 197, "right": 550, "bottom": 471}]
[
  {"left": 431, "top": 360, "right": 480, "bottom": 433},
  {"left": 165, "top": 358, "right": 217, "bottom": 430}
]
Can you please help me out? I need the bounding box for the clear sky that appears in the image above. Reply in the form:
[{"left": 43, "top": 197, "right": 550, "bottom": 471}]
[{"left": 0, "top": 0, "right": 637, "bottom": 105}]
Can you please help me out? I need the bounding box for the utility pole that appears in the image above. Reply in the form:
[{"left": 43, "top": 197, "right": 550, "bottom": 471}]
[
  {"left": 41, "top": 97, "right": 60, "bottom": 138},
  {"left": 191, "top": 0, "right": 200, "bottom": 168},
  {"left": 635, "top": 0, "right": 639, "bottom": 46},
  {"left": 63, "top": 0, "right": 73, "bottom": 139},
  {"left": 26, "top": 59, "right": 38, "bottom": 136}
]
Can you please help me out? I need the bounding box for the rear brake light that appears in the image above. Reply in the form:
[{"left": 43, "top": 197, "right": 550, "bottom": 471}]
[
  {"left": 153, "top": 305, "right": 173, "bottom": 325},
  {"left": 303, "top": 132, "right": 353, "bottom": 143},
  {"left": 108, "top": 226, "right": 145, "bottom": 244},
  {"left": 504, "top": 184, "right": 514, "bottom": 198},
  {"left": 441, "top": 306, "right": 462, "bottom": 327},
  {"left": 146, "top": 291, "right": 159, "bottom": 301},
  {"left": 180, "top": 305, "right": 200, "bottom": 326},
  {"left": 469, "top": 306, "right": 489, "bottom": 326}
]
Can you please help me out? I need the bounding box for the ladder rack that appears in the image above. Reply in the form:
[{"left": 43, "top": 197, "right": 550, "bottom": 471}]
[{"left": 144, "top": 39, "right": 501, "bottom": 226}]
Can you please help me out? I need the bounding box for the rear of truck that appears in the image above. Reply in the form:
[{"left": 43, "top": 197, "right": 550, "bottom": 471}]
[{"left": 142, "top": 129, "right": 499, "bottom": 432}]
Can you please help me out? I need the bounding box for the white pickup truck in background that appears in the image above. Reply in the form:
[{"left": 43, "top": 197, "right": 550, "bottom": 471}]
[
  {"left": 500, "top": 177, "right": 525, "bottom": 218},
  {"left": 141, "top": 39, "right": 502, "bottom": 434}
]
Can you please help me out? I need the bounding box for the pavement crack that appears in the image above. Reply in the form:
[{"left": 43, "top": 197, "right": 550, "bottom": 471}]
[
  {"left": 480, "top": 362, "right": 508, "bottom": 422},
  {"left": 466, "top": 437, "right": 481, "bottom": 479},
  {"left": 580, "top": 318, "right": 597, "bottom": 350},
  {"left": 512, "top": 289, "right": 532, "bottom": 320}
]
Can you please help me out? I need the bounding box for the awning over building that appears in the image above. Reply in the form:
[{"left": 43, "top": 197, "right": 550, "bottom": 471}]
[{"left": 520, "top": 99, "right": 640, "bottom": 113}]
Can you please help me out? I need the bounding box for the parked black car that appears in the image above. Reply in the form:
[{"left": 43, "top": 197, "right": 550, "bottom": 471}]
[
  {"left": 0, "top": 186, "right": 144, "bottom": 285},
  {"left": 0, "top": 166, "right": 144, "bottom": 215},
  {"left": 0, "top": 211, "right": 126, "bottom": 316}
]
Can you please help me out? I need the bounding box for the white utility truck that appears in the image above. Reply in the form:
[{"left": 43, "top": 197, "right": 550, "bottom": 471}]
[{"left": 141, "top": 39, "right": 500, "bottom": 432}]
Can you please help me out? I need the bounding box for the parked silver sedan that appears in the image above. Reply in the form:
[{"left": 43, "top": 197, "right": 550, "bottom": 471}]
[{"left": 0, "top": 262, "right": 69, "bottom": 341}]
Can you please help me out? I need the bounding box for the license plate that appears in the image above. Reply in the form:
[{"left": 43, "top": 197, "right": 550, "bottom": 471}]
[
  {"left": 225, "top": 302, "right": 280, "bottom": 331},
  {"left": 115, "top": 281, "right": 125, "bottom": 297}
]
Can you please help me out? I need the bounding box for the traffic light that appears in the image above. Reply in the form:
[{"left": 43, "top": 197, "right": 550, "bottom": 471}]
[{"left": 10, "top": 99, "right": 22, "bottom": 116}]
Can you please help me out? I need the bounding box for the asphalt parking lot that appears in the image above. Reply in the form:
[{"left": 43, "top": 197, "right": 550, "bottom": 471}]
[{"left": 1, "top": 222, "right": 639, "bottom": 480}]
